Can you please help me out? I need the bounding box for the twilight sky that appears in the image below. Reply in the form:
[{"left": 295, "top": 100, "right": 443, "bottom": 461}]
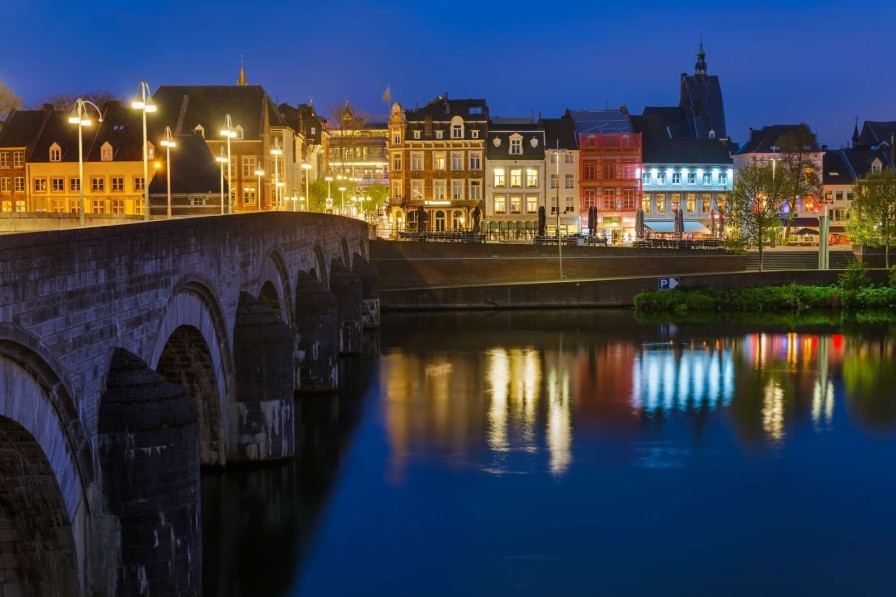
[{"left": 4, "top": 0, "right": 893, "bottom": 147}]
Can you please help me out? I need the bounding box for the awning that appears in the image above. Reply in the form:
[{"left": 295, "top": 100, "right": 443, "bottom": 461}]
[
  {"left": 788, "top": 217, "right": 823, "bottom": 226},
  {"left": 644, "top": 221, "right": 711, "bottom": 234},
  {"left": 683, "top": 222, "right": 711, "bottom": 234}
]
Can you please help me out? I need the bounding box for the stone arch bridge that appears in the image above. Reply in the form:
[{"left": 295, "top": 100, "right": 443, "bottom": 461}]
[{"left": 0, "top": 213, "right": 379, "bottom": 596}]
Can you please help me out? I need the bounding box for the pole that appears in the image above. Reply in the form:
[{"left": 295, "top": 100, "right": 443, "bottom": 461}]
[
  {"left": 219, "top": 161, "right": 224, "bottom": 215},
  {"left": 226, "top": 134, "right": 232, "bottom": 214},
  {"left": 274, "top": 154, "right": 279, "bottom": 210},
  {"left": 556, "top": 149, "right": 563, "bottom": 280},
  {"left": 257, "top": 172, "right": 262, "bottom": 212},
  {"left": 166, "top": 144, "right": 172, "bottom": 218},
  {"left": 78, "top": 121, "right": 85, "bottom": 226},
  {"left": 142, "top": 105, "right": 149, "bottom": 221}
]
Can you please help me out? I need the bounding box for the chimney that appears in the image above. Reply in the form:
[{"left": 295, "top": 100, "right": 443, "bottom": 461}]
[{"left": 822, "top": 144, "right": 828, "bottom": 151}]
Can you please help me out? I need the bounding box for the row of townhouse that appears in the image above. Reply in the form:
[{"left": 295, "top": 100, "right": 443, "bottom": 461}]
[{"left": 0, "top": 66, "right": 333, "bottom": 216}]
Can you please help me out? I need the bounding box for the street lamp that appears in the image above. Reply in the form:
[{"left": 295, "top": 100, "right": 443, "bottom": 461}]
[
  {"left": 68, "top": 99, "right": 103, "bottom": 226},
  {"left": 131, "top": 81, "right": 156, "bottom": 221},
  {"left": 216, "top": 148, "right": 227, "bottom": 214},
  {"left": 338, "top": 186, "right": 346, "bottom": 214},
  {"left": 301, "top": 162, "right": 312, "bottom": 211},
  {"left": 254, "top": 169, "right": 265, "bottom": 212},
  {"left": 552, "top": 149, "right": 567, "bottom": 279},
  {"left": 160, "top": 127, "right": 176, "bottom": 218},
  {"left": 324, "top": 176, "right": 333, "bottom": 212},
  {"left": 221, "top": 114, "right": 238, "bottom": 214},
  {"left": 271, "top": 138, "right": 283, "bottom": 210}
]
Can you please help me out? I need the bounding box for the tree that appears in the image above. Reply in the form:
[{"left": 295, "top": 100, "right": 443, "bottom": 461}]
[
  {"left": 328, "top": 101, "right": 368, "bottom": 177},
  {"left": 0, "top": 78, "right": 22, "bottom": 121},
  {"left": 39, "top": 91, "right": 123, "bottom": 111},
  {"left": 776, "top": 124, "right": 822, "bottom": 242},
  {"left": 726, "top": 160, "right": 786, "bottom": 271},
  {"left": 846, "top": 168, "right": 896, "bottom": 268}
]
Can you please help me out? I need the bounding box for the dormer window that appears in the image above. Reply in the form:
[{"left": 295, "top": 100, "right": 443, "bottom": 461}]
[
  {"left": 708, "top": 129, "right": 716, "bottom": 139},
  {"left": 193, "top": 124, "right": 205, "bottom": 138},
  {"left": 146, "top": 142, "right": 155, "bottom": 160},
  {"left": 450, "top": 116, "right": 464, "bottom": 139},
  {"left": 509, "top": 134, "right": 523, "bottom": 155},
  {"left": 435, "top": 130, "right": 443, "bottom": 139},
  {"left": 471, "top": 130, "right": 479, "bottom": 139},
  {"left": 49, "top": 143, "right": 62, "bottom": 162},
  {"left": 101, "top": 142, "right": 113, "bottom": 162},
  {"left": 413, "top": 130, "right": 421, "bottom": 140},
  {"left": 872, "top": 160, "right": 882, "bottom": 174},
  {"left": 235, "top": 125, "right": 244, "bottom": 140}
]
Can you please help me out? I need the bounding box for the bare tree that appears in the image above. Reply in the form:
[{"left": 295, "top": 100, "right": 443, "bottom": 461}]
[
  {"left": 0, "top": 78, "right": 22, "bottom": 121},
  {"left": 328, "top": 101, "right": 368, "bottom": 178},
  {"left": 777, "top": 124, "right": 822, "bottom": 242},
  {"left": 39, "top": 91, "right": 124, "bottom": 110}
]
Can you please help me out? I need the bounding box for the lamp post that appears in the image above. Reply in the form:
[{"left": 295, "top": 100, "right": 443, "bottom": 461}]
[
  {"left": 271, "top": 138, "right": 283, "bottom": 210},
  {"left": 301, "top": 162, "right": 312, "bottom": 211},
  {"left": 254, "top": 169, "right": 265, "bottom": 212},
  {"left": 131, "top": 81, "right": 156, "bottom": 221},
  {"left": 160, "top": 127, "right": 176, "bottom": 218},
  {"left": 216, "top": 148, "right": 227, "bottom": 214},
  {"left": 324, "top": 176, "right": 333, "bottom": 212},
  {"left": 67, "top": 99, "right": 103, "bottom": 226},
  {"left": 338, "top": 186, "right": 346, "bottom": 214},
  {"left": 552, "top": 149, "right": 567, "bottom": 280},
  {"left": 221, "top": 114, "right": 238, "bottom": 214}
]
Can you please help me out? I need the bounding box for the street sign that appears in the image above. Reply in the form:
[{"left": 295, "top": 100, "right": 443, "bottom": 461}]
[
  {"left": 658, "top": 277, "right": 680, "bottom": 290},
  {"left": 326, "top": 198, "right": 334, "bottom": 208}
]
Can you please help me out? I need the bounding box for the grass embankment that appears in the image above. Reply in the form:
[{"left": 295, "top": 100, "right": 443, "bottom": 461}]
[{"left": 634, "top": 263, "right": 896, "bottom": 314}]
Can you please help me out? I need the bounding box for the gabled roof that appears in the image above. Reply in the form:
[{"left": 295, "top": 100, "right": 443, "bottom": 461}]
[
  {"left": 637, "top": 116, "right": 732, "bottom": 165},
  {"left": 565, "top": 109, "right": 632, "bottom": 135},
  {"left": 680, "top": 74, "right": 727, "bottom": 139},
  {"left": 151, "top": 85, "right": 289, "bottom": 140},
  {"left": 405, "top": 95, "right": 489, "bottom": 122},
  {"left": 540, "top": 118, "right": 577, "bottom": 150},
  {"left": 822, "top": 151, "right": 853, "bottom": 185},
  {"left": 30, "top": 110, "right": 83, "bottom": 163},
  {"left": 0, "top": 108, "right": 50, "bottom": 150},
  {"left": 486, "top": 121, "right": 545, "bottom": 159},
  {"left": 642, "top": 106, "right": 691, "bottom": 138},
  {"left": 149, "top": 134, "right": 225, "bottom": 195},
  {"left": 736, "top": 124, "right": 820, "bottom": 155},
  {"left": 279, "top": 102, "right": 324, "bottom": 144},
  {"left": 856, "top": 121, "right": 896, "bottom": 147},
  {"left": 86, "top": 103, "right": 145, "bottom": 162},
  {"left": 842, "top": 147, "right": 894, "bottom": 178}
]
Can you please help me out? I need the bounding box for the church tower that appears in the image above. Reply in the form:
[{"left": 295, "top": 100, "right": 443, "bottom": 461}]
[
  {"left": 237, "top": 56, "right": 247, "bottom": 86},
  {"left": 679, "top": 41, "right": 727, "bottom": 139},
  {"left": 695, "top": 39, "right": 707, "bottom": 76}
]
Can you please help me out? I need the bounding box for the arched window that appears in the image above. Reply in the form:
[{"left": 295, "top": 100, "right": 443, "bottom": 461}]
[
  {"left": 49, "top": 143, "right": 61, "bottom": 162},
  {"left": 435, "top": 210, "right": 446, "bottom": 232},
  {"left": 452, "top": 210, "right": 464, "bottom": 230},
  {"left": 450, "top": 116, "right": 464, "bottom": 139}
]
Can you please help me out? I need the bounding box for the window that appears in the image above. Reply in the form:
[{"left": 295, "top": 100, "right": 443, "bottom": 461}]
[
  {"left": 872, "top": 162, "right": 882, "bottom": 174},
  {"left": 701, "top": 193, "right": 712, "bottom": 212},
  {"left": 703, "top": 173, "right": 712, "bottom": 185},
  {"left": 469, "top": 152, "right": 481, "bottom": 170},
  {"left": 471, "top": 130, "right": 479, "bottom": 139},
  {"left": 686, "top": 193, "right": 696, "bottom": 213},
  {"left": 392, "top": 181, "right": 403, "bottom": 199},
  {"left": 51, "top": 199, "right": 65, "bottom": 212},
  {"left": 13, "top": 151, "right": 23, "bottom": 167},
  {"left": 719, "top": 172, "right": 728, "bottom": 185},
  {"left": 411, "top": 180, "right": 424, "bottom": 201},
  {"left": 33, "top": 178, "right": 47, "bottom": 192},
  {"left": 671, "top": 172, "right": 681, "bottom": 185},
  {"left": 825, "top": 191, "right": 833, "bottom": 201},
  {"left": 603, "top": 163, "right": 615, "bottom": 179},
  {"left": 708, "top": 130, "right": 716, "bottom": 139},
  {"left": 413, "top": 130, "right": 421, "bottom": 139},
  {"left": 433, "top": 179, "right": 446, "bottom": 201},
  {"left": 716, "top": 194, "right": 727, "bottom": 211},
  {"left": 657, "top": 172, "right": 666, "bottom": 184},
  {"left": 642, "top": 194, "right": 651, "bottom": 213},
  {"left": 14, "top": 200, "right": 25, "bottom": 212},
  {"left": 565, "top": 174, "right": 574, "bottom": 189},
  {"left": 494, "top": 168, "right": 505, "bottom": 187},
  {"left": 1, "top": 201, "right": 10, "bottom": 213},
  {"left": 0, "top": 178, "right": 8, "bottom": 192},
  {"left": 92, "top": 199, "right": 105, "bottom": 213},
  {"left": 0, "top": 152, "right": 8, "bottom": 167},
  {"left": 242, "top": 156, "right": 256, "bottom": 177},
  {"left": 509, "top": 137, "right": 522, "bottom": 155},
  {"left": 91, "top": 177, "right": 104, "bottom": 192},
  {"left": 134, "top": 177, "right": 145, "bottom": 191},
  {"left": 603, "top": 189, "right": 617, "bottom": 210},
  {"left": 451, "top": 152, "right": 463, "bottom": 170},
  {"left": 146, "top": 143, "right": 155, "bottom": 160},
  {"left": 835, "top": 191, "right": 844, "bottom": 201},
  {"left": 70, "top": 178, "right": 80, "bottom": 192},
  {"left": 243, "top": 185, "right": 256, "bottom": 205},
  {"left": 564, "top": 154, "right": 574, "bottom": 165},
  {"left": 451, "top": 123, "right": 463, "bottom": 139},
  {"left": 111, "top": 177, "right": 124, "bottom": 192},
  {"left": 671, "top": 193, "right": 681, "bottom": 210},
  {"left": 451, "top": 179, "right": 464, "bottom": 200},
  {"left": 622, "top": 189, "right": 636, "bottom": 210},
  {"left": 101, "top": 144, "right": 113, "bottom": 162},
  {"left": 435, "top": 130, "right": 443, "bottom": 140},
  {"left": 411, "top": 152, "right": 423, "bottom": 170},
  {"left": 392, "top": 153, "right": 402, "bottom": 171},
  {"left": 111, "top": 199, "right": 125, "bottom": 214},
  {"left": 550, "top": 173, "right": 558, "bottom": 189},
  {"left": 526, "top": 168, "right": 538, "bottom": 188},
  {"left": 847, "top": 191, "right": 855, "bottom": 201},
  {"left": 583, "top": 161, "right": 596, "bottom": 180},
  {"left": 656, "top": 193, "right": 666, "bottom": 213},
  {"left": 311, "top": 127, "right": 316, "bottom": 135},
  {"left": 687, "top": 172, "right": 696, "bottom": 184},
  {"left": 135, "top": 199, "right": 144, "bottom": 215},
  {"left": 433, "top": 152, "right": 446, "bottom": 170},
  {"left": 14, "top": 177, "right": 24, "bottom": 192},
  {"left": 526, "top": 195, "right": 537, "bottom": 213},
  {"left": 494, "top": 195, "right": 506, "bottom": 213},
  {"left": 642, "top": 171, "right": 651, "bottom": 184},
  {"left": 469, "top": 180, "right": 481, "bottom": 200},
  {"left": 566, "top": 196, "right": 574, "bottom": 211},
  {"left": 509, "top": 195, "right": 522, "bottom": 214},
  {"left": 51, "top": 177, "right": 64, "bottom": 192},
  {"left": 392, "top": 131, "right": 401, "bottom": 145},
  {"left": 234, "top": 125, "right": 244, "bottom": 140},
  {"left": 510, "top": 169, "right": 522, "bottom": 188},
  {"left": 50, "top": 145, "right": 61, "bottom": 162}
]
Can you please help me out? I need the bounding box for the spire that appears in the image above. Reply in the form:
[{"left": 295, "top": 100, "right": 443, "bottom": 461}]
[
  {"left": 237, "top": 55, "right": 247, "bottom": 86},
  {"left": 695, "top": 37, "right": 707, "bottom": 76},
  {"left": 852, "top": 117, "right": 860, "bottom": 147}
]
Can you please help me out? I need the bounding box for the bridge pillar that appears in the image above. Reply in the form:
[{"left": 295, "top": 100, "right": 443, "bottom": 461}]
[
  {"left": 329, "top": 260, "right": 363, "bottom": 356},
  {"left": 294, "top": 271, "right": 339, "bottom": 394},
  {"left": 352, "top": 252, "right": 380, "bottom": 330},
  {"left": 98, "top": 348, "right": 201, "bottom": 596},
  {"left": 231, "top": 292, "right": 295, "bottom": 462}
]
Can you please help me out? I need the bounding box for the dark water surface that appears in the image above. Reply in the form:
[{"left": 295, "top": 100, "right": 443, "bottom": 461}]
[{"left": 203, "top": 310, "right": 896, "bottom": 596}]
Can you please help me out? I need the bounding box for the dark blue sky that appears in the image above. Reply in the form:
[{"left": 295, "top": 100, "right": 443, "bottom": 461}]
[{"left": 5, "top": 0, "right": 893, "bottom": 147}]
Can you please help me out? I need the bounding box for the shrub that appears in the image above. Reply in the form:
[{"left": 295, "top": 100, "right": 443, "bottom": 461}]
[
  {"left": 839, "top": 261, "right": 872, "bottom": 292},
  {"left": 889, "top": 266, "right": 896, "bottom": 289}
]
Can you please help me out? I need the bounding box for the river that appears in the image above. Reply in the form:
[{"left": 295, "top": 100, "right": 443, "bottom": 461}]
[{"left": 202, "top": 309, "right": 896, "bottom": 596}]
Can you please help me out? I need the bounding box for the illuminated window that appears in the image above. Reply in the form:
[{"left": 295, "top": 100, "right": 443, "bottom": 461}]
[
  {"left": 510, "top": 169, "right": 522, "bottom": 188},
  {"left": 509, "top": 137, "right": 522, "bottom": 155},
  {"left": 413, "top": 130, "right": 420, "bottom": 139},
  {"left": 14, "top": 200, "right": 25, "bottom": 212},
  {"left": 642, "top": 194, "right": 651, "bottom": 213},
  {"left": 701, "top": 193, "right": 712, "bottom": 212},
  {"left": 717, "top": 194, "right": 727, "bottom": 211},
  {"left": 656, "top": 193, "right": 666, "bottom": 213},
  {"left": 686, "top": 193, "right": 696, "bottom": 213},
  {"left": 494, "top": 168, "right": 505, "bottom": 187},
  {"left": 494, "top": 195, "right": 506, "bottom": 213},
  {"left": 433, "top": 152, "right": 446, "bottom": 170},
  {"left": 526, "top": 195, "right": 537, "bottom": 213},
  {"left": 671, "top": 193, "right": 681, "bottom": 210},
  {"left": 509, "top": 195, "right": 522, "bottom": 213},
  {"left": 243, "top": 185, "right": 256, "bottom": 204},
  {"left": 526, "top": 168, "right": 538, "bottom": 188}
]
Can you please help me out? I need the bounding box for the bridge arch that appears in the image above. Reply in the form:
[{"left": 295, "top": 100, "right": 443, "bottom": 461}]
[
  {"left": 313, "top": 244, "right": 329, "bottom": 288},
  {"left": 0, "top": 330, "right": 88, "bottom": 595},
  {"left": 256, "top": 248, "right": 293, "bottom": 325},
  {"left": 150, "top": 276, "right": 232, "bottom": 466},
  {"left": 341, "top": 238, "right": 351, "bottom": 269}
]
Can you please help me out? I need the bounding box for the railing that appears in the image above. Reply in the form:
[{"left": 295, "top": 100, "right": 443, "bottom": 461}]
[{"left": 632, "top": 238, "right": 723, "bottom": 250}]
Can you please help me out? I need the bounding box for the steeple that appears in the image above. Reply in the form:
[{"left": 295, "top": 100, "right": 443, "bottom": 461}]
[
  {"left": 695, "top": 38, "right": 707, "bottom": 76},
  {"left": 852, "top": 117, "right": 860, "bottom": 148},
  {"left": 237, "top": 55, "right": 247, "bottom": 86}
]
